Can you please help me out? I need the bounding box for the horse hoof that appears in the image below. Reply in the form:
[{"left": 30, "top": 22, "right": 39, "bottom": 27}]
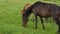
[
  {"left": 43, "top": 28, "right": 45, "bottom": 30},
  {"left": 43, "top": 27, "right": 45, "bottom": 30},
  {"left": 35, "top": 27, "right": 37, "bottom": 29}
]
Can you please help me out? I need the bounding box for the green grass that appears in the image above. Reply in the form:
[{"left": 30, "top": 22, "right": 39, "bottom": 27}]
[{"left": 0, "top": 0, "right": 60, "bottom": 34}]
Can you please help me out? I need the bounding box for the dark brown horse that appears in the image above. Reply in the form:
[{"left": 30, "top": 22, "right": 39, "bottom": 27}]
[{"left": 22, "top": 1, "right": 60, "bottom": 33}]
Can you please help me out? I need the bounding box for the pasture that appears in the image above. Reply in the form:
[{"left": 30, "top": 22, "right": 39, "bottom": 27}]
[{"left": 0, "top": 0, "right": 60, "bottom": 34}]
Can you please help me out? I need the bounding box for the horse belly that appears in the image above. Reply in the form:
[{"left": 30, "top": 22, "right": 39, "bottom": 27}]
[{"left": 38, "top": 10, "right": 51, "bottom": 18}]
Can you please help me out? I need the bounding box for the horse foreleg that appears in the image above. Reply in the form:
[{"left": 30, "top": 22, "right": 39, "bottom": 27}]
[
  {"left": 40, "top": 17, "right": 45, "bottom": 30},
  {"left": 34, "top": 15, "right": 37, "bottom": 29}
]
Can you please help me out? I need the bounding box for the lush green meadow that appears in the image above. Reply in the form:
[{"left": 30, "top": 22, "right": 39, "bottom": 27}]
[{"left": 0, "top": 0, "right": 60, "bottom": 34}]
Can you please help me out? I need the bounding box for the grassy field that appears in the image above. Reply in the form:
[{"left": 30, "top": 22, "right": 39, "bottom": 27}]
[{"left": 0, "top": 0, "right": 60, "bottom": 34}]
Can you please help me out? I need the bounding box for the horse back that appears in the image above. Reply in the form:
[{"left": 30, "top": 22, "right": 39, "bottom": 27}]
[
  {"left": 32, "top": 2, "right": 60, "bottom": 17},
  {"left": 33, "top": 3, "right": 51, "bottom": 18}
]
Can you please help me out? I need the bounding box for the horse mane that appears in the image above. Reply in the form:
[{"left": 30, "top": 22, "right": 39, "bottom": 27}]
[
  {"left": 24, "top": 5, "right": 33, "bottom": 16},
  {"left": 21, "top": 3, "right": 31, "bottom": 14}
]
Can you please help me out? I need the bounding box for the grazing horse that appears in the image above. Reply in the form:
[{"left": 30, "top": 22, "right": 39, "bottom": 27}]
[{"left": 22, "top": 1, "right": 60, "bottom": 33}]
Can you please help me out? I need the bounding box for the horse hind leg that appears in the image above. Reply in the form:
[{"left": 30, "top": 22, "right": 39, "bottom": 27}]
[
  {"left": 57, "top": 20, "right": 60, "bottom": 33},
  {"left": 53, "top": 16, "right": 60, "bottom": 33}
]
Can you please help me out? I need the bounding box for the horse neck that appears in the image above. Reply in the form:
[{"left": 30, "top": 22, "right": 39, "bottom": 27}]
[
  {"left": 25, "top": 6, "right": 32, "bottom": 17},
  {"left": 26, "top": 10, "right": 32, "bottom": 17}
]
